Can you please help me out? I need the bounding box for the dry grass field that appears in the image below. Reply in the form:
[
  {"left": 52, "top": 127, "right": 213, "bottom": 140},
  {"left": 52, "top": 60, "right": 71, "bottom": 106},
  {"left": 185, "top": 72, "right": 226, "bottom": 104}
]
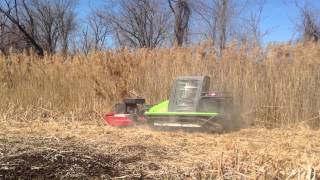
[
  {"left": 1, "top": 43, "right": 320, "bottom": 179},
  {"left": 0, "top": 120, "right": 319, "bottom": 179}
]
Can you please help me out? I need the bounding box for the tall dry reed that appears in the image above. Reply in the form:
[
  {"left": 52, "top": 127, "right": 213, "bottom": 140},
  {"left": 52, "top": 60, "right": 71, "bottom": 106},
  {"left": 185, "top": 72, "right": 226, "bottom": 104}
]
[{"left": 1, "top": 42, "right": 320, "bottom": 127}]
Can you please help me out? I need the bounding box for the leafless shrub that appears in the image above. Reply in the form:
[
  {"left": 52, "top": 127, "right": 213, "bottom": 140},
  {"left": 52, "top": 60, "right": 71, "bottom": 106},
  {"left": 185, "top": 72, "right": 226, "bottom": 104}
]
[
  {"left": 79, "top": 14, "right": 110, "bottom": 54},
  {"left": 297, "top": 4, "right": 320, "bottom": 42},
  {"left": 97, "top": 0, "right": 170, "bottom": 48}
]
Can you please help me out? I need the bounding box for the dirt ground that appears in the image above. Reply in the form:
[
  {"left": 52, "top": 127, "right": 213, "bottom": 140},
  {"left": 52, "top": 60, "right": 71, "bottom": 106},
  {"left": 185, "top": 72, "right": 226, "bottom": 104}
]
[{"left": 0, "top": 120, "right": 319, "bottom": 179}]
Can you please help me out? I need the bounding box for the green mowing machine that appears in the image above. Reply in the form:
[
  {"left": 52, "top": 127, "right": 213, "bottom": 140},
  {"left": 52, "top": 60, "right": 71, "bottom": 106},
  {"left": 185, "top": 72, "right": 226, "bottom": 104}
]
[{"left": 104, "top": 76, "right": 241, "bottom": 132}]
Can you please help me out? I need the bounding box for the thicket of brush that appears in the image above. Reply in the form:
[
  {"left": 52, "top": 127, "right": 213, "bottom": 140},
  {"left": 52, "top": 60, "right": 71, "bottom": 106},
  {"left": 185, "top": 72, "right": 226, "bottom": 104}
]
[{"left": 1, "top": 42, "right": 320, "bottom": 128}]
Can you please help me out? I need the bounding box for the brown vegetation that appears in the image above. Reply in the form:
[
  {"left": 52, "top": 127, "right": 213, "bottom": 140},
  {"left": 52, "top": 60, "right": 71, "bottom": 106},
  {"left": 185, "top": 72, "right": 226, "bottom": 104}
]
[
  {"left": 1, "top": 43, "right": 320, "bottom": 178},
  {"left": 1, "top": 0, "right": 320, "bottom": 178},
  {"left": 1, "top": 43, "right": 320, "bottom": 127},
  {"left": 0, "top": 120, "right": 319, "bottom": 179}
]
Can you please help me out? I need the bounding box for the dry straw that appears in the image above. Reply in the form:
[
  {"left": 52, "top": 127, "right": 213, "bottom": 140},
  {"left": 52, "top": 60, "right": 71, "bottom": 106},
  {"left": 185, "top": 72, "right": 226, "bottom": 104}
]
[
  {"left": 1, "top": 42, "right": 320, "bottom": 127},
  {"left": 0, "top": 120, "right": 319, "bottom": 179}
]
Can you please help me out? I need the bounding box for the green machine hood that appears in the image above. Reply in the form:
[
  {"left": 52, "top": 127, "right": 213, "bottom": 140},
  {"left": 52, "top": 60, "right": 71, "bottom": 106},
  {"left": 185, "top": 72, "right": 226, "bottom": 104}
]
[{"left": 145, "top": 100, "right": 218, "bottom": 117}]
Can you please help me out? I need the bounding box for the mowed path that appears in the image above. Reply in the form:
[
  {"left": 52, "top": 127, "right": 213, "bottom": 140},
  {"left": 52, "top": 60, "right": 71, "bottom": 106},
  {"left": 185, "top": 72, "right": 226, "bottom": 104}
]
[{"left": 0, "top": 120, "right": 319, "bottom": 179}]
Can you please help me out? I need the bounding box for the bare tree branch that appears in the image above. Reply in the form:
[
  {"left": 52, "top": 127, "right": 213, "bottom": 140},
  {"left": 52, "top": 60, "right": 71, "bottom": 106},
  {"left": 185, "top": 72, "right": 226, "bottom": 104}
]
[
  {"left": 0, "top": 0, "right": 44, "bottom": 56},
  {"left": 168, "top": 0, "right": 191, "bottom": 46},
  {"left": 98, "top": 0, "right": 170, "bottom": 48},
  {"left": 295, "top": 0, "right": 320, "bottom": 42}
]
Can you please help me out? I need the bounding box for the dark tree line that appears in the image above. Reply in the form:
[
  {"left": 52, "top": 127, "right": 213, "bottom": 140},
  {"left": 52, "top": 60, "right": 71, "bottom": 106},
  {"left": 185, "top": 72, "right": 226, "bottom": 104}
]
[
  {"left": 0, "top": 0, "right": 76, "bottom": 56},
  {"left": 0, "top": 0, "right": 318, "bottom": 55}
]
